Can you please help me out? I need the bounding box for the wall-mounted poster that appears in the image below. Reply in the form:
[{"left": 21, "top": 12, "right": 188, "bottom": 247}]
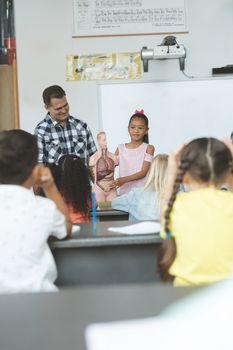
[
  {"left": 66, "top": 52, "right": 142, "bottom": 81},
  {"left": 73, "top": 0, "right": 188, "bottom": 38}
]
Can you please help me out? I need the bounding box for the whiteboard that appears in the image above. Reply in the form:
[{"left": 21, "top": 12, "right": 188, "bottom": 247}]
[
  {"left": 99, "top": 79, "right": 233, "bottom": 154},
  {"left": 73, "top": 0, "right": 188, "bottom": 37}
]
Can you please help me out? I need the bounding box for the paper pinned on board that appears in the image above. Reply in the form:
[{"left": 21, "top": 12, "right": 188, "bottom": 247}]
[{"left": 108, "top": 221, "right": 161, "bottom": 235}]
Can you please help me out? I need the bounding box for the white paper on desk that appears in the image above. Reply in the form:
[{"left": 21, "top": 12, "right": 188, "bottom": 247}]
[
  {"left": 85, "top": 316, "right": 230, "bottom": 350},
  {"left": 86, "top": 317, "right": 163, "bottom": 350},
  {"left": 71, "top": 225, "right": 80, "bottom": 234},
  {"left": 108, "top": 221, "right": 160, "bottom": 235}
]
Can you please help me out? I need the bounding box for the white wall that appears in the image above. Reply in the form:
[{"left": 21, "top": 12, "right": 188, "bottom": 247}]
[
  {"left": 100, "top": 79, "right": 233, "bottom": 154},
  {"left": 14, "top": 0, "right": 233, "bottom": 139}
]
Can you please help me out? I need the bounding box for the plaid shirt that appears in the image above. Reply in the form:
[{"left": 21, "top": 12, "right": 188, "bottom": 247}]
[{"left": 34, "top": 114, "right": 97, "bottom": 164}]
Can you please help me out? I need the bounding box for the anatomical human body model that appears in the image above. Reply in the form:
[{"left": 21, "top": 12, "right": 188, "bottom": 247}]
[{"left": 89, "top": 132, "right": 118, "bottom": 202}]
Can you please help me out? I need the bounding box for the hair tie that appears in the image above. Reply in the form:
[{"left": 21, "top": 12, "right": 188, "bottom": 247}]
[
  {"left": 135, "top": 109, "right": 144, "bottom": 114},
  {"left": 165, "top": 231, "right": 171, "bottom": 239}
]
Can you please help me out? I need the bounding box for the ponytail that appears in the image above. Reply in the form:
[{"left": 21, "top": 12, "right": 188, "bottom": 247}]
[
  {"left": 158, "top": 137, "right": 233, "bottom": 281},
  {"left": 158, "top": 160, "right": 188, "bottom": 281}
]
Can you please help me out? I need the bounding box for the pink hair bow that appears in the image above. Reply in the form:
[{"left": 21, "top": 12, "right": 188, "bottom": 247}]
[{"left": 135, "top": 109, "right": 144, "bottom": 114}]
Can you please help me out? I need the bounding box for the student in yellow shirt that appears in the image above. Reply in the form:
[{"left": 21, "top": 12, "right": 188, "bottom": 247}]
[{"left": 158, "top": 137, "right": 233, "bottom": 286}]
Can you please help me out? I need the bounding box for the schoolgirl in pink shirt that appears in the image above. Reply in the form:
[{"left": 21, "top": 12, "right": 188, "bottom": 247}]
[{"left": 113, "top": 110, "right": 155, "bottom": 195}]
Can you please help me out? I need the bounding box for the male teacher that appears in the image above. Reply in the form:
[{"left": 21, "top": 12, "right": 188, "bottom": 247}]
[{"left": 35, "top": 85, "right": 97, "bottom": 164}]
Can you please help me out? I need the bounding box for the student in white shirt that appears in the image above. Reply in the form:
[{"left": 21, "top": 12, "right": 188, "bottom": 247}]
[{"left": 0, "top": 129, "right": 72, "bottom": 293}]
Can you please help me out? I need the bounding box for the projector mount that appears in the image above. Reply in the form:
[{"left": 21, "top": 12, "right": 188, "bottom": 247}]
[{"left": 141, "top": 36, "right": 186, "bottom": 72}]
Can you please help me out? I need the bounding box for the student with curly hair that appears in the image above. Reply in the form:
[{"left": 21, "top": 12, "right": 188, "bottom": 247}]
[
  {"left": 55, "top": 155, "right": 92, "bottom": 223},
  {"left": 158, "top": 137, "right": 233, "bottom": 286}
]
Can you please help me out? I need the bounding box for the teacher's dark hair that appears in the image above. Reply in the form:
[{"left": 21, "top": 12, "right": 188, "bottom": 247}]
[{"left": 43, "top": 85, "right": 66, "bottom": 106}]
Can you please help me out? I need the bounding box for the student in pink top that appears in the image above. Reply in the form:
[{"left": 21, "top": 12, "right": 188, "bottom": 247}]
[{"left": 113, "top": 110, "right": 155, "bottom": 195}]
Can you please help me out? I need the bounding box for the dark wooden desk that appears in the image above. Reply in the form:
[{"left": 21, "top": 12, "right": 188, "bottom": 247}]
[
  {"left": 0, "top": 283, "right": 197, "bottom": 350},
  {"left": 89, "top": 209, "right": 129, "bottom": 221},
  {"left": 51, "top": 221, "right": 162, "bottom": 287}
]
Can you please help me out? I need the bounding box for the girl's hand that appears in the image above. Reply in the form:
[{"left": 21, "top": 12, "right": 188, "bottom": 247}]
[
  {"left": 108, "top": 178, "right": 122, "bottom": 189},
  {"left": 37, "top": 166, "right": 55, "bottom": 190},
  {"left": 162, "top": 144, "right": 186, "bottom": 207},
  {"left": 113, "top": 178, "right": 124, "bottom": 188},
  {"left": 167, "top": 144, "right": 186, "bottom": 179},
  {"left": 101, "top": 180, "right": 114, "bottom": 190}
]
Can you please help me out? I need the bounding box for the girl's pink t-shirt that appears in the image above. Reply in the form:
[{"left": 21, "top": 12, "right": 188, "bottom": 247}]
[{"left": 118, "top": 142, "right": 152, "bottom": 195}]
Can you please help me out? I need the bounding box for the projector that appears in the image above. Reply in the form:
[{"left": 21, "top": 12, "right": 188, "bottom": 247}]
[{"left": 141, "top": 36, "right": 186, "bottom": 72}]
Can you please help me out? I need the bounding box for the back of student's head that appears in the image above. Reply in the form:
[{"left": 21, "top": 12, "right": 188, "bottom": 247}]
[
  {"left": 144, "top": 154, "right": 168, "bottom": 207},
  {"left": 129, "top": 110, "right": 149, "bottom": 143},
  {"left": 158, "top": 137, "right": 233, "bottom": 282},
  {"left": 0, "top": 129, "right": 38, "bottom": 185},
  {"left": 179, "top": 138, "right": 232, "bottom": 185},
  {"left": 58, "top": 154, "right": 91, "bottom": 215},
  {"left": 42, "top": 85, "right": 66, "bottom": 107}
]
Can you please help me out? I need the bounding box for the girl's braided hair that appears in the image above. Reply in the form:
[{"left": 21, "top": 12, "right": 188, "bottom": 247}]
[{"left": 158, "top": 137, "right": 233, "bottom": 281}]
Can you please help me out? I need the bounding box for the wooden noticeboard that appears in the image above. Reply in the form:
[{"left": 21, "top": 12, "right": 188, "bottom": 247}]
[
  {"left": 73, "top": 0, "right": 188, "bottom": 38},
  {"left": 0, "top": 55, "right": 19, "bottom": 130}
]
